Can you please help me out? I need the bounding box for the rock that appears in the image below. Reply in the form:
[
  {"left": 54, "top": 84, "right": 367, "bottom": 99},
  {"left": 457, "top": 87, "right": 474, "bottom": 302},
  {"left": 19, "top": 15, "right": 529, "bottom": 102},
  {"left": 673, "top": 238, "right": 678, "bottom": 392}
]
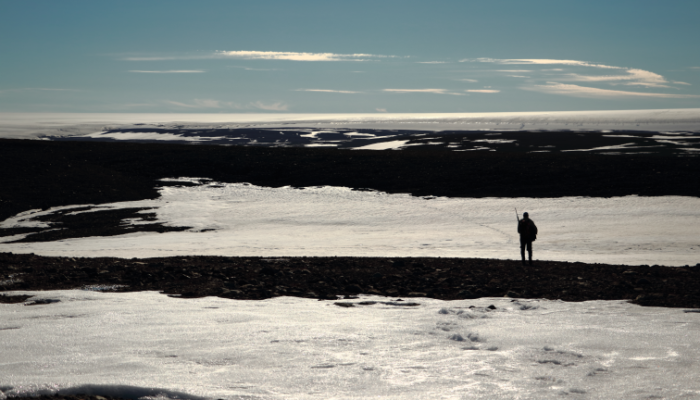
[
  {"left": 259, "top": 266, "right": 278, "bottom": 276},
  {"left": 345, "top": 284, "right": 362, "bottom": 294},
  {"left": 458, "top": 289, "right": 477, "bottom": 299}
]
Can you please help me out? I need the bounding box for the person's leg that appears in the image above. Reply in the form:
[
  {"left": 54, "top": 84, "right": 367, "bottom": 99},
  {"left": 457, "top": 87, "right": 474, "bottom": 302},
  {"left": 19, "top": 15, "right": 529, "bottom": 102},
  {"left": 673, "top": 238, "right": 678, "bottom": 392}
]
[
  {"left": 520, "top": 239, "right": 526, "bottom": 265},
  {"left": 527, "top": 241, "right": 533, "bottom": 265}
]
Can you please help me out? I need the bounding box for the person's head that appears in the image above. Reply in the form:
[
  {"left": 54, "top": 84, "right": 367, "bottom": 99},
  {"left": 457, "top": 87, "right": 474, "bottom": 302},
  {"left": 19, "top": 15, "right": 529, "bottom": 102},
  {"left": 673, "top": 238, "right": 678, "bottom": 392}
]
[{"left": 523, "top": 212, "right": 529, "bottom": 219}]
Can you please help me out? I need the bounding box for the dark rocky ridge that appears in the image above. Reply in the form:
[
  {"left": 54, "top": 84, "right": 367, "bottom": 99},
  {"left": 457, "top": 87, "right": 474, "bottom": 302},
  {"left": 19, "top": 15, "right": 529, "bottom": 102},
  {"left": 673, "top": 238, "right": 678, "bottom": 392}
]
[
  {"left": 1, "top": 138, "right": 699, "bottom": 225},
  {"left": 52, "top": 127, "right": 700, "bottom": 155},
  {"left": 1, "top": 252, "right": 699, "bottom": 308}
]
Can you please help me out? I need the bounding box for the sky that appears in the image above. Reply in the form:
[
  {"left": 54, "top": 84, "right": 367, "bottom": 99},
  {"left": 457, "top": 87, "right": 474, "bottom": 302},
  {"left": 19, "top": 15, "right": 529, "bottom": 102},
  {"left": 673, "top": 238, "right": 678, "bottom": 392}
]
[{"left": 1, "top": 0, "right": 699, "bottom": 114}]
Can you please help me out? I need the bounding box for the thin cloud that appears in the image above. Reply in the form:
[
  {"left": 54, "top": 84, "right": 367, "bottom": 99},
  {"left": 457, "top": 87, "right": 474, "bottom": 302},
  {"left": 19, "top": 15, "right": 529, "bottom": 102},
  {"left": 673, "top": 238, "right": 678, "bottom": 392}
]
[
  {"left": 560, "top": 69, "right": 670, "bottom": 88},
  {"left": 496, "top": 69, "right": 531, "bottom": 73},
  {"left": 521, "top": 83, "right": 700, "bottom": 99},
  {"left": 123, "top": 51, "right": 397, "bottom": 62},
  {"left": 467, "top": 58, "right": 620, "bottom": 70},
  {"left": 464, "top": 57, "right": 691, "bottom": 94},
  {"left": 129, "top": 70, "right": 205, "bottom": 74},
  {"left": 250, "top": 101, "right": 288, "bottom": 111},
  {"left": 165, "top": 99, "right": 230, "bottom": 109},
  {"left": 376, "top": 108, "right": 388, "bottom": 112},
  {"left": 164, "top": 99, "right": 289, "bottom": 111},
  {"left": 296, "top": 89, "right": 362, "bottom": 94},
  {"left": 215, "top": 50, "right": 393, "bottom": 62},
  {"left": 121, "top": 103, "right": 160, "bottom": 108},
  {"left": 673, "top": 81, "right": 692, "bottom": 85},
  {"left": 0, "top": 88, "right": 81, "bottom": 93},
  {"left": 229, "top": 66, "right": 280, "bottom": 71},
  {"left": 416, "top": 61, "right": 447, "bottom": 64},
  {"left": 383, "top": 88, "right": 464, "bottom": 95},
  {"left": 466, "top": 89, "right": 500, "bottom": 93},
  {"left": 457, "top": 78, "right": 479, "bottom": 83}
]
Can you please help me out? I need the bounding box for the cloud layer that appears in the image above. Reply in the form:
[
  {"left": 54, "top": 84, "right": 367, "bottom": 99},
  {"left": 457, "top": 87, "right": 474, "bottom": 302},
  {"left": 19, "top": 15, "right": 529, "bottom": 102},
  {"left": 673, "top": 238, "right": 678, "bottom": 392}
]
[
  {"left": 383, "top": 88, "right": 463, "bottom": 95},
  {"left": 464, "top": 58, "right": 695, "bottom": 99},
  {"left": 216, "top": 51, "right": 390, "bottom": 62},
  {"left": 296, "top": 89, "right": 361, "bottom": 94},
  {"left": 164, "top": 99, "right": 289, "bottom": 111},
  {"left": 522, "top": 83, "right": 699, "bottom": 99},
  {"left": 129, "top": 70, "right": 205, "bottom": 74}
]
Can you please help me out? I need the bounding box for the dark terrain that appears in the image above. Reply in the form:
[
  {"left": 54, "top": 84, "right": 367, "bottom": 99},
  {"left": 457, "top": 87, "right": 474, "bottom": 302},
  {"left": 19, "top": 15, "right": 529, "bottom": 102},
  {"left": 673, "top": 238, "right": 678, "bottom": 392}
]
[
  {"left": 0, "top": 137, "right": 699, "bottom": 310},
  {"left": 1, "top": 252, "right": 699, "bottom": 308},
  {"left": 1, "top": 138, "right": 699, "bottom": 225}
]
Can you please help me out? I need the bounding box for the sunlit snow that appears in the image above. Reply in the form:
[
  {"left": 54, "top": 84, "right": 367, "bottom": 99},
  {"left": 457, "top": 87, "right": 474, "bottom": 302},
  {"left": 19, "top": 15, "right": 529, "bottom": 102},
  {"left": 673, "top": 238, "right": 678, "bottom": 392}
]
[
  {"left": 2, "top": 291, "right": 699, "bottom": 400},
  {"left": 84, "top": 131, "right": 228, "bottom": 142},
  {"left": 1, "top": 179, "right": 698, "bottom": 266},
  {"left": 2, "top": 109, "right": 699, "bottom": 140}
]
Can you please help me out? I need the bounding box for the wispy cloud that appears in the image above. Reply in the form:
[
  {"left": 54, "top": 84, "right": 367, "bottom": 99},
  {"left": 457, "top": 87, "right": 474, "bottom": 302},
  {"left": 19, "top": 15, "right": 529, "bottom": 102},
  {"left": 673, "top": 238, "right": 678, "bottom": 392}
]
[
  {"left": 466, "top": 89, "right": 500, "bottom": 93},
  {"left": 466, "top": 58, "right": 621, "bottom": 70},
  {"left": 164, "top": 99, "right": 229, "bottom": 108},
  {"left": 216, "top": 50, "right": 393, "bottom": 62},
  {"left": 164, "top": 99, "right": 289, "bottom": 111},
  {"left": 463, "top": 57, "right": 695, "bottom": 97},
  {"left": 383, "top": 88, "right": 464, "bottom": 95},
  {"left": 123, "top": 51, "right": 396, "bottom": 62},
  {"left": 0, "top": 87, "right": 81, "bottom": 94},
  {"left": 521, "top": 83, "right": 700, "bottom": 99},
  {"left": 229, "top": 66, "right": 280, "bottom": 71},
  {"left": 559, "top": 69, "right": 671, "bottom": 88},
  {"left": 457, "top": 78, "right": 479, "bottom": 83},
  {"left": 295, "top": 89, "right": 362, "bottom": 94},
  {"left": 129, "top": 70, "right": 205, "bottom": 73},
  {"left": 250, "top": 101, "right": 288, "bottom": 111},
  {"left": 416, "top": 61, "right": 447, "bottom": 64},
  {"left": 376, "top": 108, "right": 388, "bottom": 112}
]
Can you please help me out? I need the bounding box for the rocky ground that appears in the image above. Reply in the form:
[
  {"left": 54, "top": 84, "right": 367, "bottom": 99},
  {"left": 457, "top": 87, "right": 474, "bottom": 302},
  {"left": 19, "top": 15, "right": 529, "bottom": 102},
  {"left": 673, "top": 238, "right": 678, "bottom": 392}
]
[{"left": 2, "top": 252, "right": 699, "bottom": 308}]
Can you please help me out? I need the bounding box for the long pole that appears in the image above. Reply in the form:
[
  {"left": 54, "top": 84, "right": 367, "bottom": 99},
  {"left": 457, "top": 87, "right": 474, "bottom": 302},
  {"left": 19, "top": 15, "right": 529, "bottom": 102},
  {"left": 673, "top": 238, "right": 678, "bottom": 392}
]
[{"left": 515, "top": 207, "right": 520, "bottom": 222}]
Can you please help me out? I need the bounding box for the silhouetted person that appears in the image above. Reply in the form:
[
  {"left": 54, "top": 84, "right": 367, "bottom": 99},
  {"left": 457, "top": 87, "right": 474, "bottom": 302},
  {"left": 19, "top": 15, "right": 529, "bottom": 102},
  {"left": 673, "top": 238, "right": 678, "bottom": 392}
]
[{"left": 518, "top": 212, "right": 537, "bottom": 265}]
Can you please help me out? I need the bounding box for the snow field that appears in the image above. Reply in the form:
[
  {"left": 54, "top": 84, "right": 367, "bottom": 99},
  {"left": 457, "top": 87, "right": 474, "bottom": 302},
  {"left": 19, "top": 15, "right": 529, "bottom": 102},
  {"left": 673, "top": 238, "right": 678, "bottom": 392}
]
[
  {"left": 1, "top": 179, "right": 699, "bottom": 266},
  {"left": 2, "top": 109, "right": 700, "bottom": 140},
  {"left": 1, "top": 291, "right": 699, "bottom": 399}
]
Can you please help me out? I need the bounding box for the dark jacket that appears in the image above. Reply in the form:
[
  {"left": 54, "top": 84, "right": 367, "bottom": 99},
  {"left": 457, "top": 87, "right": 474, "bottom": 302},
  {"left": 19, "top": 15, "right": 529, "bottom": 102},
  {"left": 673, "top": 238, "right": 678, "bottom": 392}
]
[{"left": 518, "top": 218, "right": 538, "bottom": 242}]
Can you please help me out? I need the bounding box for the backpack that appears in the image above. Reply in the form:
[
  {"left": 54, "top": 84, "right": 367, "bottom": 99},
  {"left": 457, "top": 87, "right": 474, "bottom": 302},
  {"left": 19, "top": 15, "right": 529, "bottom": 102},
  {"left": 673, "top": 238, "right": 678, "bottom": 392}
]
[
  {"left": 519, "top": 219, "right": 538, "bottom": 241},
  {"left": 530, "top": 220, "right": 538, "bottom": 241}
]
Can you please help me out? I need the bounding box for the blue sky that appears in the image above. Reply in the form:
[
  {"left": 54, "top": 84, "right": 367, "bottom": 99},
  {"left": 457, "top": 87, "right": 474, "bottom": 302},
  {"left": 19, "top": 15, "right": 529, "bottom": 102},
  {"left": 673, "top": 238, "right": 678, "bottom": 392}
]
[{"left": 1, "top": 0, "right": 699, "bottom": 113}]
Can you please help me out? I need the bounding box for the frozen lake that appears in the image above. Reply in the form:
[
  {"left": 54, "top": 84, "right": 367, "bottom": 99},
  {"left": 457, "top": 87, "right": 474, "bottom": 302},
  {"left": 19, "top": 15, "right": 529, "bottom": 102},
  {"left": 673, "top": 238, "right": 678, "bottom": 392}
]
[
  {"left": 1, "top": 179, "right": 699, "bottom": 266},
  {"left": 2, "top": 290, "right": 700, "bottom": 400}
]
